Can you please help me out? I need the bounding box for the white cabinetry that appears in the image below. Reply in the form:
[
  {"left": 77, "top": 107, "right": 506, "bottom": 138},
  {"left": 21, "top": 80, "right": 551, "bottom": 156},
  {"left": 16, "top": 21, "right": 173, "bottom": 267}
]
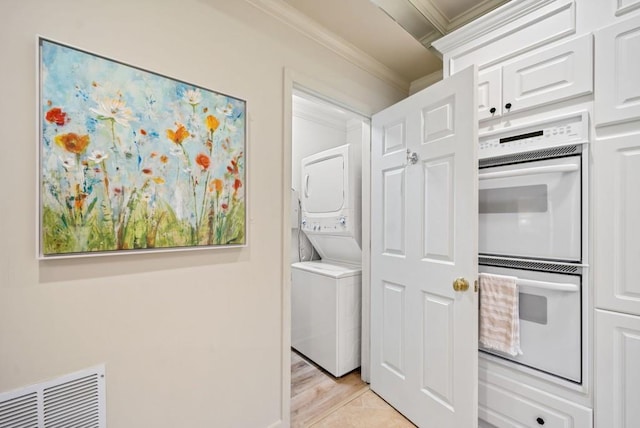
[
  {"left": 595, "top": 14, "right": 640, "bottom": 127},
  {"left": 594, "top": 309, "right": 640, "bottom": 428},
  {"left": 593, "top": 134, "right": 640, "bottom": 317},
  {"left": 478, "top": 367, "right": 592, "bottom": 428},
  {"left": 478, "top": 68, "right": 502, "bottom": 121},
  {"left": 479, "top": 35, "right": 593, "bottom": 121},
  {"left": 592, "top": 133, "right": 640, "bottom": 427}
]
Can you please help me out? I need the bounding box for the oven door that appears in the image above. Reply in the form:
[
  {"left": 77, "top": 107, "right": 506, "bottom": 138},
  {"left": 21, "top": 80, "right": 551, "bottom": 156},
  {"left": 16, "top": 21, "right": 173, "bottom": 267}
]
[
  {"left": 479, "top": 155, "right": 581, "bottom": 262},
  {"left": 479, "top": 264, "right": 582, "bottom": 383}
]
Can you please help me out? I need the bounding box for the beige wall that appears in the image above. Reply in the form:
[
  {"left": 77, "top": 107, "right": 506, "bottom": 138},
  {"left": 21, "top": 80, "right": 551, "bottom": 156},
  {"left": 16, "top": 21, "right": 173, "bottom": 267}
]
[{"left": 0, "top": 0, "right": 403, "bottom": 426}]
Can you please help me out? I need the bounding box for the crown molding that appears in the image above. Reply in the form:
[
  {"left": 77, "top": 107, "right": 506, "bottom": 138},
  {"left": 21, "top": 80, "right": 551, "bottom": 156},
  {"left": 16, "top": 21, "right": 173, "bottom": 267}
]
[
  {"left": 409, "top": 0, "right": 449, "bottom": 34},
  {"left": 245, "top": 0, "right": 410, "bottom": 94},
  {"left": 431, "top": 0, "right": 558, "bottom": 55},
  {"left": 409, "top": 69, "right": 442, "bottom": 94},
  {"left": 293, "top": 95, "right": 349, "bottom": 131},
  {"left": 447, "top": 0, "right": 509, "bottom": 32}
]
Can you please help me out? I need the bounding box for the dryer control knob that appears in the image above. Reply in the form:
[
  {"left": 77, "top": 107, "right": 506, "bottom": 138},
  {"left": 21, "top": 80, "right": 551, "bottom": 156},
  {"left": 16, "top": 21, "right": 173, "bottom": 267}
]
[{"left": 339, "top": 216, "right": 346, "bottom": 226}]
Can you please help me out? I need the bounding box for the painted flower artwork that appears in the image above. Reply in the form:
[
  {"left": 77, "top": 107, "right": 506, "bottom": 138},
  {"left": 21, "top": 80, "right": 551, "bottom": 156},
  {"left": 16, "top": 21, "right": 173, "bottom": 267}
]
[{"left": 39, "top": 38, "right": 246, "bottom": 256}]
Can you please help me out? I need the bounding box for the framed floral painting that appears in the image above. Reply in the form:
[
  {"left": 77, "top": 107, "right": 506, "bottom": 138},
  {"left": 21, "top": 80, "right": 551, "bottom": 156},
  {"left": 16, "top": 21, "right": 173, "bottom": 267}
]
[{"left": 38, "top": 37, "right": 246, "bottom": 258}]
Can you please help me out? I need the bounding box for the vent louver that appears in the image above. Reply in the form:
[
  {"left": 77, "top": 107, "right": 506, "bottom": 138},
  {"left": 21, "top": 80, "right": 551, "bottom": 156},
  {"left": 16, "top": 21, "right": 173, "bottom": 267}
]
[
  {"left": 0, "top": 366, "right": 105, "bottom": 428},
  {"left": 479, "top": 144, "right": 581, "bottom": 168},
  {"left": 479, "top": 256, "right": 581, "bottom": 273},
  {"left": 0, "top": 392, "right": 38, "bottom": 428}
]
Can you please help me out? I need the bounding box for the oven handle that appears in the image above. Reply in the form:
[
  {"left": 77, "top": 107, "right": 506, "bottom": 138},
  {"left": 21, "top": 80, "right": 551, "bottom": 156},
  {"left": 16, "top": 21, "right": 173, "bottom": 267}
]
[
  {"left": 517, "top": 278, "right": 579, "bottom": 292},
  {"left": 479, "top": 164, "right": 579, "bottom": 180}
]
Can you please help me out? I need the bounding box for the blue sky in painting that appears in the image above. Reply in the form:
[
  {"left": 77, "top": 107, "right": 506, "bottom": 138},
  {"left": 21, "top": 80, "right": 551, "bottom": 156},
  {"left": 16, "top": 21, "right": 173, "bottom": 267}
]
[{"left": 40, "top": 38, "right": 245, "bottom": 222}]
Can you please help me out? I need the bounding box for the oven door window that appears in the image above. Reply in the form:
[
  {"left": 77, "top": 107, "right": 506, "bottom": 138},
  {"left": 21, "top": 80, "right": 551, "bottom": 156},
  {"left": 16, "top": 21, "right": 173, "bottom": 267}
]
[
  {"left": 478, "top": 155, "right": 581, "bottom": 262},
  {"left": 519, "top": 293, "right": 547, "bottom": 324},
  {"left": 480, "top": 184, "right": 548, "bottom": 214}
]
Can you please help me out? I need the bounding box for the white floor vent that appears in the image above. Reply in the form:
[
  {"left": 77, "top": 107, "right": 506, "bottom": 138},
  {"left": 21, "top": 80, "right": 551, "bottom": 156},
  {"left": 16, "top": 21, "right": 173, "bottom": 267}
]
[{"left": 0, "top": 365, "right": 105, "bottom": 428}]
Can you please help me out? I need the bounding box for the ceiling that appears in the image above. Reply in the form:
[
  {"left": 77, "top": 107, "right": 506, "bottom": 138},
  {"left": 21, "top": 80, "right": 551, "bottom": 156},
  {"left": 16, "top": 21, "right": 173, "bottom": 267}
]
[{"left": 280, "top": 0, "right": 509, "bottom": 84}]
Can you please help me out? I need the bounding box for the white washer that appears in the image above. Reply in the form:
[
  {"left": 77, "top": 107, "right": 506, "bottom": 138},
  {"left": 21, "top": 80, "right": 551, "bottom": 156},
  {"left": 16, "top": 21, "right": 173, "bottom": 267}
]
[{"left": 291, "top": 261, "right": 362, "bottom": 377}]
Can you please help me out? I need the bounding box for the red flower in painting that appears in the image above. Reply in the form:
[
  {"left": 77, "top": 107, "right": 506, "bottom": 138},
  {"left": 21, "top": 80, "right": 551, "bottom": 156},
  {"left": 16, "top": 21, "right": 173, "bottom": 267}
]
[
  {"left": 221, "top": 203, "right": 229, "bottom": 210},
  {"left": 195, "top": 153, "right": 211, "bottom": 170},
  {"left": 45, "top": 107, "right": 68, "bottom": 126},
  {"left": 233, "top": 178, "right": 242, "bottom": 192},
  {"left": 227, "top": 159, "right": 239, "bottom": 175}
]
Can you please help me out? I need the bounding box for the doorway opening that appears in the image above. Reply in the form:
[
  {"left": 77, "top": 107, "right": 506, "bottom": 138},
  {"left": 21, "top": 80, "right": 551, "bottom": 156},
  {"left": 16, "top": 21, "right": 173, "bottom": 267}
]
[{"left": 282, "top": 74, "right": 375, "bottom": 425}]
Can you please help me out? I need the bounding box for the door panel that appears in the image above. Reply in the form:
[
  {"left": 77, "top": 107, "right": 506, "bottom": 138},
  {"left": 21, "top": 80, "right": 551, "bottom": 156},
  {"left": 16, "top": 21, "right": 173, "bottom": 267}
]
[
  {"left": 423, "top": 96, "right": 456, "bottom": 142},
  {"left": 371, "top": 66, "right": 478, "bottom": 427},
  {"left": 423, "top": 157, "right": 454, "bottom": 261},
  {"left": 383, "top": 120, "right": 406, "bottom": 154},
  {"left": 422, "top": 293, "right": 454, "bottom": 408},
  {"left": 382, "top": 281, "right": 406, "bottom": 376},
  {"left": 382, "top": 168, "right": 406, "bottom": 256}
]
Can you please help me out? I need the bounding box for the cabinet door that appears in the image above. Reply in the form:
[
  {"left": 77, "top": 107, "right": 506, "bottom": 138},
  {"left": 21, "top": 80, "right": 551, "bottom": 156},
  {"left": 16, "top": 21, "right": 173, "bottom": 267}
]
[
  {"left": 595, "top": 14, "right": 640, "bottom": 127},
  {"left": 595, "top": 309, "right": 640, "bottom": 428},
  {"left": 478, "top": 68, "right": 502, "bottom": 121},
  {"left": 593, "top": 135, "right": 640, "bottom": 316},
  {"left": 502, "top": 34, "right": 593, "bottom": 115}
]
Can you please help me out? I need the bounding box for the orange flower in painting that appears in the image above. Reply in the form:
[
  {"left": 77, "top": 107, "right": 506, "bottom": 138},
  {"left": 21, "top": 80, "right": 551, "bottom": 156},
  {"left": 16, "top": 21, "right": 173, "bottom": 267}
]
[
  {"left": 153, "top": 177, "right": 165, "bottom": 184},
  {"left": 45, "top": 107, "right": 68, "bottom": 126},
  {"left": 233, "top": 178, "right": 242, "bottom": 192},
  {"left": 54, "top": 133, "right": 90, "bottom": 154},
  {"left": 166, "top": 124, "right": 190, "bottom": 145},
  {"left": 195, "top": 153, "right": 211, "bottom": 170},
  {"left": 205, "top": 115, "right": 220, "bottom": 132},
  {"left": 74, "top": 184, "right": 88, "bottom": 210},
  {"left": 209, "top": 178, "right": 224, "bottom": 195},
  {"left": 160, "top": 154, "right": 169, "bottom": 164}
]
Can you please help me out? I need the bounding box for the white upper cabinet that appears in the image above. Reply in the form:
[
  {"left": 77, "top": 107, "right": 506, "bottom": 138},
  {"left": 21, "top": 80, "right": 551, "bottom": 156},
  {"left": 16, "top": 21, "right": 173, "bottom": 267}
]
[
  {"left": 501, "top": 34, "right": 593, "bottom": 116},
  {"left": 479, "top": 34, "right": 593, "bottom": 122},
  {"left": 478, "top": 68, "right": 502, "bottom": 121},
  {"left": 595, "top": 14, "right": 640, "bottom": 127}
]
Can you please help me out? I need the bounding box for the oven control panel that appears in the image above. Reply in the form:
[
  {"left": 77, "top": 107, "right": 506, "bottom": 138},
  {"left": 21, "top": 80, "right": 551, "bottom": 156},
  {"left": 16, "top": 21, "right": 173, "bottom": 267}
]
[{"left": 478, "top": 112, "right": 589, "bottom": 159}]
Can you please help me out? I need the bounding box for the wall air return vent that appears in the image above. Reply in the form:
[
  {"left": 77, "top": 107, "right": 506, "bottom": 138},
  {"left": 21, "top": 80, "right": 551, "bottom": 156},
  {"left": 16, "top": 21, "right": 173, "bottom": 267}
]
[{"left": 0, "top": 365, "right": 105, "bottom": 428}]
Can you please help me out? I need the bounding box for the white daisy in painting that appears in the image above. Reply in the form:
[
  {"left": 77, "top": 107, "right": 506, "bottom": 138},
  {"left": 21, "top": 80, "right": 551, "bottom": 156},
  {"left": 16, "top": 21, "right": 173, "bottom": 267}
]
[
  {"left": 184, "top": 89, "right": 202, "bottom": 107},
  {"left": 169, "top": 146, "right": 183, "bottom": 157},
  {"left": 59, "top": 156, "right": 76, "bottom": 170},
  {"left": 90, "top": 98, "right": 136, "bottom": 127},
  {"left": 88, "top": 150, "right": 109, "bottom": 164},
  {"left": 216, "top": 103, "right": 234, "bottom": 116}
]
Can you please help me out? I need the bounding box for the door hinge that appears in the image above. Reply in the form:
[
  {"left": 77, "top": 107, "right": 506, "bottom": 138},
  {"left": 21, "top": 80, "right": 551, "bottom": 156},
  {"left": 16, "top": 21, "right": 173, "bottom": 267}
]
[{"left": 474, "top": 279, "right": 479, "bottom": 293}]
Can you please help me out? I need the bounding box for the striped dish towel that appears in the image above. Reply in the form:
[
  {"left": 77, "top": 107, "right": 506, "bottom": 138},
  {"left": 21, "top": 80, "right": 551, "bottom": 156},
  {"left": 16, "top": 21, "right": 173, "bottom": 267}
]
[{"left": 479, "top": 273, "right": 523, "bottom": 357}]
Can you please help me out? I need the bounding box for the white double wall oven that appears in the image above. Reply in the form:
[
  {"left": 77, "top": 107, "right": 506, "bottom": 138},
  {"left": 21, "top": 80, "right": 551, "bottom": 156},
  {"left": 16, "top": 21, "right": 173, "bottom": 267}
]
[{"left": 478, "top": 112, "right": 589, "bottom": 385}]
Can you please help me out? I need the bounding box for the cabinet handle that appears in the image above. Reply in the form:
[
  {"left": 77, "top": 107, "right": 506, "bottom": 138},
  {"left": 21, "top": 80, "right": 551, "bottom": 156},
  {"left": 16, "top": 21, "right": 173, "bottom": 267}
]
[
  {"left": 536, "top": 417, "right": 545, "bottom": 425},
  {"left": 505, "top": 102, "right": 512, "bottom": 111},
  {"left": 489, "top": 107, "right": 496, "bottom": 114}
]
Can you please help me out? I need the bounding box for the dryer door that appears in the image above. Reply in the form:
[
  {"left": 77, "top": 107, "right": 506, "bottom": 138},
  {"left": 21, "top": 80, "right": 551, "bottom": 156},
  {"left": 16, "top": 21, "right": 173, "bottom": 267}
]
[{"left": 301, "top": 148, "right": 346, "bottom": 214}]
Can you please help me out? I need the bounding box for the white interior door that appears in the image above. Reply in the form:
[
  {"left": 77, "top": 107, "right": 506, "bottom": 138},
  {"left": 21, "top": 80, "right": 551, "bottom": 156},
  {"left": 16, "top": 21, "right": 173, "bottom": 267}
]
[{"left": 370, "top": 66, "right": 478, "bottom": 427}]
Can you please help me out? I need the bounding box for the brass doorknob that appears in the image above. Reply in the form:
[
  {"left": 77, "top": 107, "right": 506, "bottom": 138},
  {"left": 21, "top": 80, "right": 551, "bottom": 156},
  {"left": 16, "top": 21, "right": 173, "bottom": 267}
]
[{"left": 453, "top": 277, "right": 469, "bottom": 292}]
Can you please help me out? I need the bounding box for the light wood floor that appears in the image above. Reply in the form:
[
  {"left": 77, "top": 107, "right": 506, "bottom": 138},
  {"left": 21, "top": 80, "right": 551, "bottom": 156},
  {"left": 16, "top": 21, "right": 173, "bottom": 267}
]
[{"left": 291, "top": 350, "right": 415, "bottom": 427}]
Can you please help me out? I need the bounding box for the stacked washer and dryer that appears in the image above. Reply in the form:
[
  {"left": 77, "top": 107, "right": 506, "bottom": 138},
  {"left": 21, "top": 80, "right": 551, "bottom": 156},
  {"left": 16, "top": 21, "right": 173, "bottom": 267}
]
[{"left": 291, "top": 143, "right": 362, "bottom": 377}]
